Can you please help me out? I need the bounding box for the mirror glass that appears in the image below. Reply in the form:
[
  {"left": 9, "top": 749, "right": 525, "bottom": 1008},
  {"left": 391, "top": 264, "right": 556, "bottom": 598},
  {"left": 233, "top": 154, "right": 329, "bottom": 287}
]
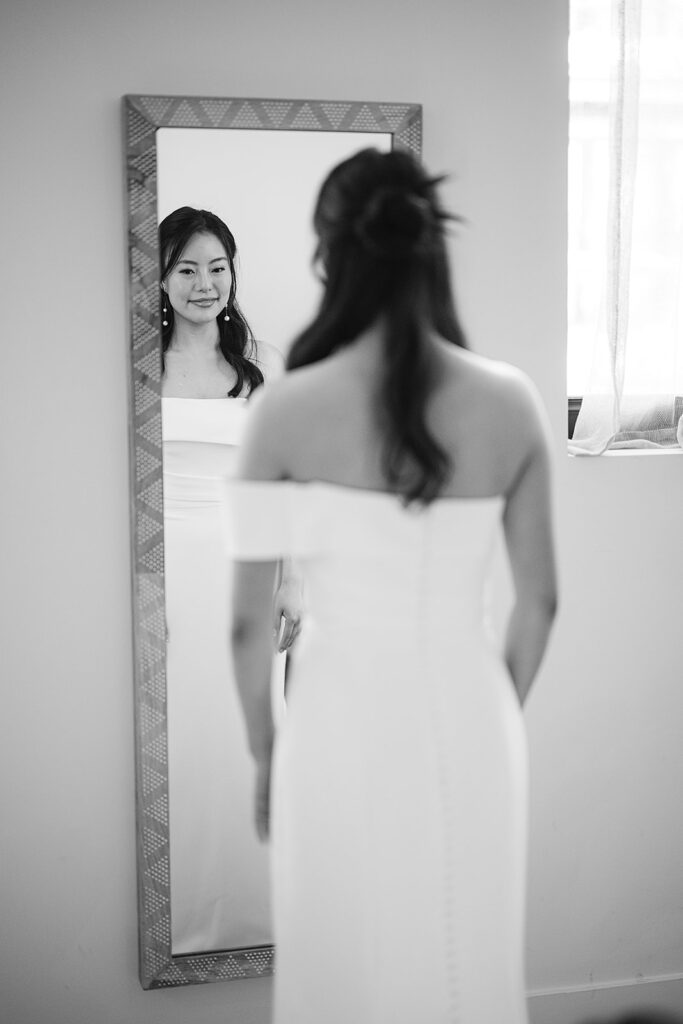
[
  {"left": 125, "top": 95, "right": 422, "bottom": 987},
  {"left": 158, "top": 127, "right": 391, "bottom": 957}
]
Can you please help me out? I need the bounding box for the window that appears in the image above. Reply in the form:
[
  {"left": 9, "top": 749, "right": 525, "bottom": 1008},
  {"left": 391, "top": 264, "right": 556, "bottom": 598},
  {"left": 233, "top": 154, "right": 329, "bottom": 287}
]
[{"left": 568, "top": 0, "right": 683, "bottom": 451}]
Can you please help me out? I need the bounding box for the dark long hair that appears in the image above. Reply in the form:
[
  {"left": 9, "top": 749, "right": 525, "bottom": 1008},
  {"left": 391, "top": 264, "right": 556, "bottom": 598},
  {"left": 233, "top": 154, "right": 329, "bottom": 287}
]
[
  {"left": 159, "top": 207, "right": 264, "bottom": 396},
  {"left": 287, "top": 149, "right": 467, "bottom": 504}
]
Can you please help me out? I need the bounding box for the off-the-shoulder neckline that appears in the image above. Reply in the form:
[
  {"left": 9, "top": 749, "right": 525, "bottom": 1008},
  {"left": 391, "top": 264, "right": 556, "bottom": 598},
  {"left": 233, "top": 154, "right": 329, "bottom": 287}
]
[
  {"left": 232, "top": 478, "right": 505, "bottom": 506},
  {"left": 161, "top": 395, "right": 248, "bottom": 403}
]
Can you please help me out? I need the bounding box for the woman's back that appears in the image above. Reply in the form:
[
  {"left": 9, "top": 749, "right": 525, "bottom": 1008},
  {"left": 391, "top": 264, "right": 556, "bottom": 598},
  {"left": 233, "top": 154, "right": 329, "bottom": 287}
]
[{"left": 239, "top": 327, "right": 547, "bottom": 503}]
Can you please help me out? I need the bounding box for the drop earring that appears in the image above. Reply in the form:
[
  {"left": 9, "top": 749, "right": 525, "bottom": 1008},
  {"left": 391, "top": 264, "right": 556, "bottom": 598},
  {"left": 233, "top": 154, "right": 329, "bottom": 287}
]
[
  {"left": 223, "top": 303, "right": 231, "bottom": 322},
  {"left": 162, "top": 291, "right": 169, "bottom": 327}
]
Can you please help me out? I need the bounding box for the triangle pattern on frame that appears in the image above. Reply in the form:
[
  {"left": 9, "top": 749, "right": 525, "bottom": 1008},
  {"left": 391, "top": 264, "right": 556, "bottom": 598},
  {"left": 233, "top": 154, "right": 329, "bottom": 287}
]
[
  {"left": 262, "top": 101, "right": 294, "bottom": 127},
  {"left": 320, "top": 102, "right": 353, "bottom": 129},
  {"left": 231, "top": 100, "right": 266, "bottom": 129},
  {"left": 169, "top": 99, "right": 203, "bottom": 127},
  {"left": 127, "top": 105, "right": 155, "bottom": 148},
  {"left": 290, "top": 102, "right": 323, "bottom": 130},
  {"left": 138, "top": 95, "right": 175, "bottom": 123},
  {"left": 378, "top": 104, "right": 412, "bottom": 130},
  {"left": 349, "top": 103, "right": 383, "bottom": 131},
  {"left": 199, "top": 98, "right": 234, "bottom": 127}
]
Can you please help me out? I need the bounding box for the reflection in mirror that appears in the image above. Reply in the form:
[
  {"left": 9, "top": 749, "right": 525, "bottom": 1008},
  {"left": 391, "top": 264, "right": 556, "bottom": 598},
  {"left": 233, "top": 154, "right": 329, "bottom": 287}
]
[
  {"left": 158, "top": 128, "right": 393, "bottom": 349},
  {"left": 158, "top": 129, "right": 392, "bottom": 958},
  {"left": 124, "top": 95, "right": 422, "bottom": 987}
]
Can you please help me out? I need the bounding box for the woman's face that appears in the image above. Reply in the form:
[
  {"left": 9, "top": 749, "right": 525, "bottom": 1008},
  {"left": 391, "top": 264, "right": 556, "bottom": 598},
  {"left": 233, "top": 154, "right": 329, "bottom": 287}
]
[{"left": 163, "top": 232, "right": 232, "bottom": 327}]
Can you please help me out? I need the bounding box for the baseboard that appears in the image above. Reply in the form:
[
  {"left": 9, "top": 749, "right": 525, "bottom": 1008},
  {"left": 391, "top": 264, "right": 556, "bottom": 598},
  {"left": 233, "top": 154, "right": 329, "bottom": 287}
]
[{"left": 528, "top": 974, "right": 683, "bottom": 1024}]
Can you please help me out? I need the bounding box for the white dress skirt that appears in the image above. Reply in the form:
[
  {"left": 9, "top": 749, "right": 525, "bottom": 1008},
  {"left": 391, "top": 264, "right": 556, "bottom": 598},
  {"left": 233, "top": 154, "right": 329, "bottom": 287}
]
[
  {"left": 225, "top": 480, "right": 530, "bottom": 1024},
  {"left": 162, "top": 397, "right": 284, "bottom": 954}
]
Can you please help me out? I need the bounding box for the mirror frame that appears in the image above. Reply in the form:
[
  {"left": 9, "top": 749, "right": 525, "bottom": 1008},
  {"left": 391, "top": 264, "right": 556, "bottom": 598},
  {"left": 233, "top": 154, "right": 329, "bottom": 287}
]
[{"left": 123, "top": 94, "right": 422, "bottom": 989}]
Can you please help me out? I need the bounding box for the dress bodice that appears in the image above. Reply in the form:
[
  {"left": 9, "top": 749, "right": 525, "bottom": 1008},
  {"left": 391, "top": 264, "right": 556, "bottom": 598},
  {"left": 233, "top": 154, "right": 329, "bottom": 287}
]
[
  {"left": 162, "top": 397, "right": 250, "bottom": 514},
  {"left": 224, "top": 480, "right": 504, "bottom": 643}
]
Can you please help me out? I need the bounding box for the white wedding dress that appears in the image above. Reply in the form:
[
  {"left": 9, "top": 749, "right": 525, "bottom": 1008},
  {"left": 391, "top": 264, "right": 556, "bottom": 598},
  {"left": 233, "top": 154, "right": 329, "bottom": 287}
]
[
  {"left": 226, "top": 480, "right": 529, "bottom": 1024},
  {"left": 162, "top": 397, "right": 283, "bottom": 954}
]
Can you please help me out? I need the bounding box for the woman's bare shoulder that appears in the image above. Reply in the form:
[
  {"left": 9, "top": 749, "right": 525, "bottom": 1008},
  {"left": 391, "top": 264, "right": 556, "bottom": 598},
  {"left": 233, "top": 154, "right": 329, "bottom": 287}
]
[
  {"left": 434, "top": 345, "right": 551, "bottom": 480},
  {"left": 239, "top": 364, "right": 334, "bottom": 478},
  {"left": 253, "top": 340, "right": 285, "bottom": 381},
  {"left": 446, "top": 347, "right": 545, "bottom": 425},
  {"left": 446, "top": 344, "right": 523, "bottom": 386},
  {"left": 253, "top": 361, "right": 335, "bottom": 428}
]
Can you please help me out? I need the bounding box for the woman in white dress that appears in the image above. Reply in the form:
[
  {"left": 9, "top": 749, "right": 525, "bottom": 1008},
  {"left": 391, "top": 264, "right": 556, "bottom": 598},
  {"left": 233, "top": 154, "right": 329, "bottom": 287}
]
[
  {"left": 160, "top": 207, "right": 301, "bottom": 953},
  {"left": 229, "top": 151, "right": 558, "bottom": 1022}
]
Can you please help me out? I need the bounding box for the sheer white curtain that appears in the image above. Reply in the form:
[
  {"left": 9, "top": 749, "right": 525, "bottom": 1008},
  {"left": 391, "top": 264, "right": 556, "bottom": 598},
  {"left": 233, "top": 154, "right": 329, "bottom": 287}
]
[{"left": 568, "top": 0, "right": 683, "bottom": 454}]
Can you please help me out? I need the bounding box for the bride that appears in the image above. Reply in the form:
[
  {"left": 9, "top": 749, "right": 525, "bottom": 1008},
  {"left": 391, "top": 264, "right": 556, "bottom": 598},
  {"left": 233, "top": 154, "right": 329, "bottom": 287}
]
[
  {"left": 159, "top": 206, "right": 301, "bottom": 953},
  {"left": 229, "top": 150, "right": 558, "bottom": 1023}
]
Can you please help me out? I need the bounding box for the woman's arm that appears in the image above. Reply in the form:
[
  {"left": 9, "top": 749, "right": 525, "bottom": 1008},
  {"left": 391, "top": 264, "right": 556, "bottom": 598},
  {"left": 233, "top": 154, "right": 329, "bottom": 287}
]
[
  {"left": 231, "top": 380, "right": 292, "bottom": 838},
  {"left": 273, "top": 557, "right": 305, "bottom": 652},
  {"left": 502, "top": 381, "right": 558, "bottom": 706},
  {"left": 232, "top": 558, "right": 279, "bottom": 840},
  {"left": 241, "top": 377, "right": 305, "bottom": 651}
]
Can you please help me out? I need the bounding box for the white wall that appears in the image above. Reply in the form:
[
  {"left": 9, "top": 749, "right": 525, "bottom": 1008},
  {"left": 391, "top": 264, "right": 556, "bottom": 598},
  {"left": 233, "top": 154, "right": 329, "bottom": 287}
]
[{"left": 1, "top": 2, "right": 681, "bottom": 1023}]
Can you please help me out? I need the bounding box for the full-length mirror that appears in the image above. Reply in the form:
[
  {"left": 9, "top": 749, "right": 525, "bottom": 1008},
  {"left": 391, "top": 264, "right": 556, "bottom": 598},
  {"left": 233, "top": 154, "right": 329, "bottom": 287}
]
[{"left": 124, "top": 95, "right": 422, "bottom": 988}]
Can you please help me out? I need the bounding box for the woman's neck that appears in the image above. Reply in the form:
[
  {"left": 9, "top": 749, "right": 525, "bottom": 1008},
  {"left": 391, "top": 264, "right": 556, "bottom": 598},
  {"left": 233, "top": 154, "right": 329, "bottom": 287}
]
[
  {"left": 167, "top": 320, "right": 221, "bottom": 358},
  {"left": 342, "top": 322, "right": 385, "bottom": 365}
]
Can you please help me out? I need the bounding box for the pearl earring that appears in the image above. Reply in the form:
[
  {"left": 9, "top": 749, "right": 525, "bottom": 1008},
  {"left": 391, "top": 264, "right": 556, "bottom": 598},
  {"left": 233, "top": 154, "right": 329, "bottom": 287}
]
[
  {"left": 224, "top": 304, "right": 231, "bottom": 322},
  {"left": 162, "top": 291, "right": 169, "bottom": 327}
]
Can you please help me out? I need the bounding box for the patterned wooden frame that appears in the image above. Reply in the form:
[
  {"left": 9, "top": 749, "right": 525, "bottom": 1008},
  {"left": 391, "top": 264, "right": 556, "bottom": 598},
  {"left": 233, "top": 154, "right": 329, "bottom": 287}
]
[{"left": 123, "top": 94, "right": 422, "bottom": 989}]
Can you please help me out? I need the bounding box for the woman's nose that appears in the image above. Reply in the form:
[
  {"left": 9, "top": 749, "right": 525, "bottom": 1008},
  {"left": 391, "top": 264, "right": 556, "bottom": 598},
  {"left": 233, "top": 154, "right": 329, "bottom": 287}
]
[{"left": 195, "top": 269, "right": 212, "bottom": 291}]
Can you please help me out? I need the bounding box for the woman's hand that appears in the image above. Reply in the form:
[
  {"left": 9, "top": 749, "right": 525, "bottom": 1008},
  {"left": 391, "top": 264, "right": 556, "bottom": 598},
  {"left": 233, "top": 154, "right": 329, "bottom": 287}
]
[
  {"left": 272, "top": 575, "right": 304, "bottom": 653},
  {"left": 254, "top": 758, "right": 272, "bottom": 841}
]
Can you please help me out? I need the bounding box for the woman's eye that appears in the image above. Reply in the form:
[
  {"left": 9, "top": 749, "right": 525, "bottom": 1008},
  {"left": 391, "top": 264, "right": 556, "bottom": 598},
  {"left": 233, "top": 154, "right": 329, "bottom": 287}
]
[
  {"left": 212, "top": 266, "right": 226, "bottom": 274},
  {"left": 179, "top": 268, "right": 194, "bottom": 276}
]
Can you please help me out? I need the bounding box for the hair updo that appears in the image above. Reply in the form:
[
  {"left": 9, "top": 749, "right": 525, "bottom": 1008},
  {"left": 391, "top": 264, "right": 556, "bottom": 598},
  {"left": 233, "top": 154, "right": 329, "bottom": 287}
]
[
  {"left": 287, "top": 148, "right": 468, "bottom": 505},
  {"left": 353, "top": 186, "right": 436, "bottom": 261},
  {"left": 309, "top": 147, "right": 449, "bottom": 272}
]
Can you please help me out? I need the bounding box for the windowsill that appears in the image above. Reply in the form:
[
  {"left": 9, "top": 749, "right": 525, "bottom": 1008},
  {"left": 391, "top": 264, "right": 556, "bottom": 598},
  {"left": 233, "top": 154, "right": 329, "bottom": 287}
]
[
  {"left": 600, "top": 447, "right": 683, "bottom": 456},
  {"left": 569, "top": 446, "right": 682, "bottom": 457},
  {"left": 568, "top": 397, "right": 683, "bottom": 448}
]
